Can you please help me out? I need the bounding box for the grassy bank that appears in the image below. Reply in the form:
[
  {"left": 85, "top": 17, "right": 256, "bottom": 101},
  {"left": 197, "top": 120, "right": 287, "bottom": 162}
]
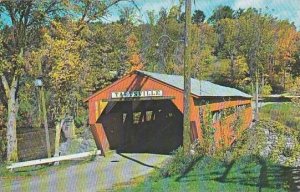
[
  {"left": 118, "top": 155, "right": 290, "bottom": 192},
  {"left": 117, "top": 103, "right": 300, "bottom": 191},
  {"left": 260, "top": 102, "right": 300, "bottom": 129}
]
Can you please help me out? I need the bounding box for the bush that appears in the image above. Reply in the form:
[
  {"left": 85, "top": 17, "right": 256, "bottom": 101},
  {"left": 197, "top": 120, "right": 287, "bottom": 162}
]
[
  {"left": 283, "top": 147, "right": 293, "bottom": 157},
  {"left": 74, "top": 111, "right": 88, "bottom": 128},
  {"left": 159, "top": 147, "right": 198, "bottom": 178},
  {"left": 260, "top": 103, "right": 300, "bottom": 130},
  {"left": 261, "top": 84, "right": 272, "bottom": 96}
]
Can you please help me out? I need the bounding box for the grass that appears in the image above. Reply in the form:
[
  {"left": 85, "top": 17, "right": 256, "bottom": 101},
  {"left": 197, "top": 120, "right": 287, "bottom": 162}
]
[
  {"left": 0, "top": 163, "right": 52, "bottom": 191},
  {"left": 1, "top": 103, "right": 299, "bottom": 191},
  {"left": 117, "top": 103, "right": 300, "bottom": 192},
  {"left": 0, "top": 156, "right": 97, "bottom": 191},
  {"left": 0, "top": 162, "right": 54, "bottom": 187},
  {"left": 260, "top": 102, "right": 300, "bottom": 129},
  {"left": 117, "top": 155, "right": 292, "bottom": 192}
]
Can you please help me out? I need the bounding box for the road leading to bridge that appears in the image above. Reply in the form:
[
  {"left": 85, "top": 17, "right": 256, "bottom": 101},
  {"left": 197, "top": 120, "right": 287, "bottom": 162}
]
[{"left": 1, "top": 153, "right": 170, "bottom": 192}]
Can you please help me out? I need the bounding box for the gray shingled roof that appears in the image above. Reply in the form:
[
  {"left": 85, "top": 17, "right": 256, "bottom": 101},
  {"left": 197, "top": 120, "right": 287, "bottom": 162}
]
[{"left": 137, "top": 70, "right": 252, "bottom": 98}]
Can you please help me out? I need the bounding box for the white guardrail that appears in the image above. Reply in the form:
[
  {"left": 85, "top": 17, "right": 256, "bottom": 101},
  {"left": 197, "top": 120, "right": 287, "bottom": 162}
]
[{"left": 7, "top": 150, "right": 101, "bottom": 171}]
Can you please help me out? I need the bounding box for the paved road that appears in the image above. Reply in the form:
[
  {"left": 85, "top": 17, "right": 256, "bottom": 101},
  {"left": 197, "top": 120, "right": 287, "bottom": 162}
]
[{"left": 1, "top": 153, "right": 169, "bottom": 192}]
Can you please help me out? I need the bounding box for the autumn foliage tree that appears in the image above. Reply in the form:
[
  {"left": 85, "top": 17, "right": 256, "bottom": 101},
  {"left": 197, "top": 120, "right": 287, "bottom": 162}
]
[
  {"left": 0, "top": 0, "right": 134, "bottom": 161},
  {"left": 127, "top": 34, "right": 143, "bottom": 72},
  {"left": 1, "top": 1, "right": 300, "bottom": 162},
  {"left": 0, "top": 0, "right": 62, "bottom": 162},
  {"left": 29, "top": 20, "right": 87, "bottom": 122},
  {"left": 274, "top": 21, "right": 299, "bottom": 90}
]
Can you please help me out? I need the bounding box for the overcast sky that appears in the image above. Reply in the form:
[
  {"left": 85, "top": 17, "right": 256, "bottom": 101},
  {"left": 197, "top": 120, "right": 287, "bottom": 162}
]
[{"left": 107, "top": 0, "right": 300, "bottom": 28}]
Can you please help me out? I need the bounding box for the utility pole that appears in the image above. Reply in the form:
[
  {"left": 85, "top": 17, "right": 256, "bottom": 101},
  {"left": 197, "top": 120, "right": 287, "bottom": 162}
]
[
  {"left": 35, "top": 62, "right": 51, "bottom": 158},
  {"left": 41, "top": 84, "right": 51, "bottom": 158},
  {"left": 255, "top": 68, "right": 259, "bottom": 121},
  {"left": 183, "top": 0, "right": 192, "bottom": 153}
]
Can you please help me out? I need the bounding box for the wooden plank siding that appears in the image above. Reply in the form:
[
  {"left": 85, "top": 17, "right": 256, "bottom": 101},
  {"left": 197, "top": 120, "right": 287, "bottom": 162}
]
[
  {"left": 196, "top": 100, "right": 252, "bottom": 148},
  {"left": 213, "top": 107, "right": 252, "bottom": 148},
  {"left": 88, "top": 73, "right": 188, "bottom": 124},
  {"left": 87, "top": 73, "right": 190, "bottom": 154},
  {"left": 85, "top": 71, "right": 253, "bottom": 155}
]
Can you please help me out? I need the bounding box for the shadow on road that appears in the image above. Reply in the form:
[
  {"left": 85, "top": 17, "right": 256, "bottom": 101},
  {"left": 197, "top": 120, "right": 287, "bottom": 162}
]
[{"left": 117, "top": 153, "right": 159, "bottom": 169}]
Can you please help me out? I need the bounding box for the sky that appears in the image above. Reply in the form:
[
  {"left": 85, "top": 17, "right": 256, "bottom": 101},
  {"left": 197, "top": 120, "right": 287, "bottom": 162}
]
[
  {"left": 0, "top": 1, "right": 299, "bottom": 29},
  {"left": 107, "top": 0, "right": 300, "bottom": 28}
]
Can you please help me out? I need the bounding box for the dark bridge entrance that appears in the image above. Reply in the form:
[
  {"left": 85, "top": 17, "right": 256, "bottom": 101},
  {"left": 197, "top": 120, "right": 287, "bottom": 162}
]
[{"left": 98, "top": 99, "right": 183, "bottom": 154}]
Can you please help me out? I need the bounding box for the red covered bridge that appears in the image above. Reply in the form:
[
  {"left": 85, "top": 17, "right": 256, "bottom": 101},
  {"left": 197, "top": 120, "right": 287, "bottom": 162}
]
[{"left": 84, "top": 70, "right": 253, "bottom": 155}]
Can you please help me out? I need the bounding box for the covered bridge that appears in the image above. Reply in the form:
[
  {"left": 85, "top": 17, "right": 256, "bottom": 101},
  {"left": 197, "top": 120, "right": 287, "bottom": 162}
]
[{"left": 84, "top": 70, "right": 253, "bottom": 155}]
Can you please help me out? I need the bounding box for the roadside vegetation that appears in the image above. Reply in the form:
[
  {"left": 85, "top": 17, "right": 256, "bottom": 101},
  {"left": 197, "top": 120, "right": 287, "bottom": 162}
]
[
  {"left": 0, "top": 155, "right": 99, "bottom": 192},
  {"left": 117, "top": 103, "right": 300, "bottom": 191},
  {"left": 0, "top": 0, "right": 300, "bottom": 191},
  {"left": 260, "top": 102, "right": 300, "bottom": 130},
  {"left": 1, "top": 1, "right": 300, "bottom": 163}
]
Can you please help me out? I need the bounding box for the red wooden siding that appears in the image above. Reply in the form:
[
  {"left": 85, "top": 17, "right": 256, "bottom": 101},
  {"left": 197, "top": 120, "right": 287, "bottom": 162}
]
[
  {"left": 86, "top": 71, "right": 253, "bottom": 155},
  {"left": 213, "top": 107, "right": 252, "bottom": 148},
  {"left": 190, "top": 99, "right": 202, "bottom": 141},
  {"left": 88, "top": 73, "right": 187, "bottom": 124},
  {"left": 87, "top": 73, "right": 188, "bottom": 154},
  {"left": 90, "top": 124, "right": 110, "bottom": 152}
]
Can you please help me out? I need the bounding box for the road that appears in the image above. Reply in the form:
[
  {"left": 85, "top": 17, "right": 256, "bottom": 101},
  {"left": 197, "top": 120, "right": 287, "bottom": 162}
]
[
  {"left": 251, "top": 101, "right": 284, "bottom": 109},
  {"left": 1, "top": 153, "right": 169, "bottom": 192}
]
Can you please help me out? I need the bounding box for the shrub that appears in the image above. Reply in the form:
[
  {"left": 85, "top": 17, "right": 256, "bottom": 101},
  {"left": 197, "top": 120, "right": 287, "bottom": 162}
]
[
  {"left": 74, "top": 111, "right": 88, "bottom": 128},
  {"left": 283, "top": 147, "right": 293, "bottom": 157},
  {"left": 200, "top": 104, "right": 216, "bottom": 155},
  {"left": 159, "top": 147, "right": 198, "bottom": 178},
  {"left": 261, "top": 84, "right": 272, "bottom": 96}
]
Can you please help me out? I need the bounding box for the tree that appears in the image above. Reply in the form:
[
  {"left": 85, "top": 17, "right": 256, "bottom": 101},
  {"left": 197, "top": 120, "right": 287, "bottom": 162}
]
[
  {"left": 31, "top": 1, "right": 138, "bottom": 118},
  {"left": 30, "top": 20, "right": 87, "bottom": 122},
  {"left": 143, "top": 6, "right": 185, "bottom": 73},
  {"left": 216, "top": 18, "right": 241, "bottom": 84},
  {"left": 238, "top": 9, "right": 276, "bottom": 83},
  {"left": 0, "top": 0, "right": 62, "bottom": 162},
  {"left": 179, "top": 12, "right": 185, "bottom": 23},
  {"left": 0, "top": 0, "right": 133, "bottom": 162},
  {"left": 127, "top": 33, "right": 143, "bottom": 71},
  {"left": 192, "top": 10, "right": 205, "bottom": 24},
  {"left": 274, "top": 21, "right": 299, "bottom": 90},
  {"left": 118, "top": 7, "right": 137, "bottom": 25},
  {"left": 237, "top": 9, "right": 277, "bottom": 119},
  {"left": 208, "top": 6, "right": 234, "bottom": 24},
  {"left": 190, "top": 23, "right": 216, "bottom": 80},
  {"left": 84, "top": 23, "right": 127, "bottom": 90}
]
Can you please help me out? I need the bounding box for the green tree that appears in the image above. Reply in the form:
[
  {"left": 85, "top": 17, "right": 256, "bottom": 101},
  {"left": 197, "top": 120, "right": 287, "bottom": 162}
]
[
  {"left": 238, "top": 9, "right": 276, "bottom": 86},
  {"left": 0, "top": 0, "right": 62, "bottom": 162},
  {"left": 273, "top": 21, "right": 299, "bottom": 91},
  {"left": 192, "top": 10, "right": 205, "bottom": 24},
  {"left": 118, "top": 7, "right": 137, "bottom": 25},
  {"left": 191, "top": 23, "right": 217, "bottom": 80},
  {"left": 30, "top": 20, "right": 87, "bottom": 121},
  {"left": 208, "top": 6, "right": 234, "bottom": 24},
  {"left": 154, "top": 6, "right": 184, "bottom": 73},
  {"left": 0, "top": 0, "right": 134, "bottom": 162},
  {"left": 215, "top": 18, "right": 241, "bottom": 84}
]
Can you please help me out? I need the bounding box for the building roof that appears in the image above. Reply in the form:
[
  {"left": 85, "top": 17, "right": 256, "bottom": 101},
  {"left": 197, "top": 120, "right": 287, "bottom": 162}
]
[{"left": 137, "top": 70, "right": 252, "bottom": 98}]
